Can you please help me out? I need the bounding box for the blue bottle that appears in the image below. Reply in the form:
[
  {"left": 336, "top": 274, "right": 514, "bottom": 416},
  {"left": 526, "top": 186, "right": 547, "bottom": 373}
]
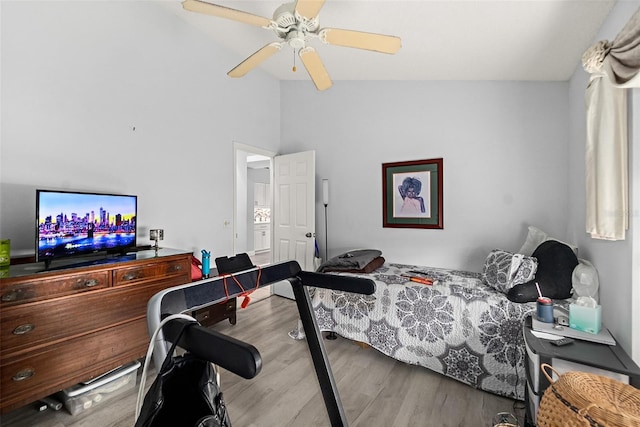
[{"left": 201, "top": 250, "right": 211, "bottom": 278}]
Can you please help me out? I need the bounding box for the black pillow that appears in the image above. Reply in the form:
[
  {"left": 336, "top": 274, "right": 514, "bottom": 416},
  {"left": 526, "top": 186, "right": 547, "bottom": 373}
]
[{"left": 507, "top": 240, "right": 578, "bottom": 303}]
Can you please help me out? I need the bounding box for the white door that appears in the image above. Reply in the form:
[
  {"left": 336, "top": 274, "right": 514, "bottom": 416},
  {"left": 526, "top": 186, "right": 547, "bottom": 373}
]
[{"left": 272, "top": 151, "right": 316, "bottom": 299}]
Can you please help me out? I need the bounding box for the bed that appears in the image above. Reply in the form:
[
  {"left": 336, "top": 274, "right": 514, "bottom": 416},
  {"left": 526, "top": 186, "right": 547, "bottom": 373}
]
[{"left": 310, "top": 241, "right": 578, "bottom": 401}]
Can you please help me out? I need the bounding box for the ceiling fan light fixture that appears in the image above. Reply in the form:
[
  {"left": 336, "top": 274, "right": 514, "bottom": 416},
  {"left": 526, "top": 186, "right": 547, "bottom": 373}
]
[
  {"left": 183, "top": 0, "right": 401, "bottom": 91},
  {"left": 286, "top": 30, "right": 308, "bottom": 49}
]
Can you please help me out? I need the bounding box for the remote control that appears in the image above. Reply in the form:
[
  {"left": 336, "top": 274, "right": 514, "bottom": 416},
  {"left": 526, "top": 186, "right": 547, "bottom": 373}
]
[{"left": 550, "top": 337, "right": 574, "bottom": 346}]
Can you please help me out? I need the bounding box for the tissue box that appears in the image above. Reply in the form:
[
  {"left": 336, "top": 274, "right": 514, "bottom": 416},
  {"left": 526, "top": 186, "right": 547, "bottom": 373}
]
[
  {"left": 0, "top": 239, "right": 9, "bottom": 267},
  {"left": 569, "top": 303, "right": 602, "bottom": 334}
]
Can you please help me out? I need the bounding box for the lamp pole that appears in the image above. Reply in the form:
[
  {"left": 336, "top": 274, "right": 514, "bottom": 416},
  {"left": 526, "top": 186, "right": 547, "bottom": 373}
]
[{"left": 322, "top": 179, "right": 329, "bottom": 262}]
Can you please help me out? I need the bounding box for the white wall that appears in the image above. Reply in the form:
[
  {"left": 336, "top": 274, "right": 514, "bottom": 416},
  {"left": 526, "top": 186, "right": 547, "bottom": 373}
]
[
  {"left": 280, "top": 81, "right": 570, "bottom": 272},
  {"left": 235, "top": 150, "right": 249, "bottom": 255},
  {"left": 0, "top": 1, "right": 281, "bottom": 259},
  {"left": 567, "top": 0, "right": 639, "bottom": 361}
]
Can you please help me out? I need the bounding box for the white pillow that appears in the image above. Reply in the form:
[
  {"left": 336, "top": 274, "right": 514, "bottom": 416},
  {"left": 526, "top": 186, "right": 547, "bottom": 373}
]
[{"left": 518, "top": 225, "right": 578, "bottom": 256}]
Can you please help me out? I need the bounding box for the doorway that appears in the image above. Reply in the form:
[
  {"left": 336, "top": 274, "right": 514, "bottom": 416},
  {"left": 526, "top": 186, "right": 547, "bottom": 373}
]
[
  {"left": 233, "top": 145, "right": 317, "bottom": 300},
  {"left": 234, "top": 143, "right": 274, "bottom": 301}
]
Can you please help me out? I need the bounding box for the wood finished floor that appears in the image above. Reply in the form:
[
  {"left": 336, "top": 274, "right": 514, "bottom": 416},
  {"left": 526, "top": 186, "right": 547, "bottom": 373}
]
[{"left": 1, "top": 295, "right": 525, "bottom": 427}]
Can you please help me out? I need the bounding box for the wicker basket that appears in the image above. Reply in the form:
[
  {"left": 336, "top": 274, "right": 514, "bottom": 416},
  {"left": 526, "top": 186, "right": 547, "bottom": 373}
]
[{"left": 536, "top": 363, "right": 640, "bottom": 427}]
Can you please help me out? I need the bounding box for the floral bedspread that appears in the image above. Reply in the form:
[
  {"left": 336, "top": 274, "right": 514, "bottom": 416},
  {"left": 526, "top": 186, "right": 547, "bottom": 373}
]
[{"left": 310, "top": 263, "right": 538, "bottom": 400}]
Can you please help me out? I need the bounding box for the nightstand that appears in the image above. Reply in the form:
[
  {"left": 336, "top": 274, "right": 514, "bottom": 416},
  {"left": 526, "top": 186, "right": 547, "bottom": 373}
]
[
  {"left": 523, "top": 316, "right": 640, "bottom": 426},
  {"left": 192, "top": 297, "right": 237, "bottom": 327},
  {"left": 190, "top": 267, "right": 238, "bottom": 327}
]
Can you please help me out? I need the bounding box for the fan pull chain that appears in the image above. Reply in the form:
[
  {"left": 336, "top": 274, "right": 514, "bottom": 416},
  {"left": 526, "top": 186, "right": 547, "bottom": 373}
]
[{"left": 292, "top": 49, "right": 297, "bottom": 72}]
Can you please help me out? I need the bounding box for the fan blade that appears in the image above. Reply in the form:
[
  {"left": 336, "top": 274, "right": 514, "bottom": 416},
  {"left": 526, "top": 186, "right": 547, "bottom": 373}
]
[
  {"left": 182, "top": 0, "right": 272, "bottom": 28},
  {"left": 320, "top": 28, "right": 401, "bottom": 54},
  {"left": 294, "top": 0, "right": 326, "bottom": 19},
  {"left": 299, "top": 47, "right": 332, "bottom": 91},
  {"left": 228, "top": 43, "right": 282, "bottom": 78}
]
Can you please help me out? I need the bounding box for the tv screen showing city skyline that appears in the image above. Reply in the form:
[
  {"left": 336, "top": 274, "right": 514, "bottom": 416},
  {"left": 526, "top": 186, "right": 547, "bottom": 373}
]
[{"left": 36, "top": 190, "right": 137, "bottom": 261}]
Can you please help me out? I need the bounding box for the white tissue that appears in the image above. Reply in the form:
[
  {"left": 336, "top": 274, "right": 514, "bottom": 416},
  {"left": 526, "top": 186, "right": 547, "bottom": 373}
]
[
  {"left": 575, "top": 296, "right": 598, "bottom": 308},
  {"left": 572, "top": 259, "right": 599, "bottom": 302}
]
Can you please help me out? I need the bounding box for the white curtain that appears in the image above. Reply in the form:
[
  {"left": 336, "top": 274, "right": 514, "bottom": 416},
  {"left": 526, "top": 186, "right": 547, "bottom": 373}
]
[{"left": 582, "top": 7, "right": 640, "bottom": 240}]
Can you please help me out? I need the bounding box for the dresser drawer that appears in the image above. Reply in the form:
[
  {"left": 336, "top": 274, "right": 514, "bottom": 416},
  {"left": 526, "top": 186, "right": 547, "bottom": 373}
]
[
  {"left": 113, "top": 258, "right": 189, "bottom": 287},
  {"left": 0, "top": 271, "right": 109, "bottom": 306},
  {"left": 1, "top": 282, "right": 178, "bottom": 356},
  {"left": 158, "top": 258, "right": 190, "bottom": 278},
  {"left": 0, "top": 320, "right": 148, "bottom": 412},
  {"left": 113, "top": 263, "right": 158, "bottom": 286},
  {"left": 193, "top": 298, "right": 237, "bottom": 327}
]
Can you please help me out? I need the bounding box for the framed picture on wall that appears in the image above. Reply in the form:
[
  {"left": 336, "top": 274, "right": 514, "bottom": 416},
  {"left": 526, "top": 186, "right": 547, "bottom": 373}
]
[{"left": 382, "top": 158, "right": 443, "bottom": 229}]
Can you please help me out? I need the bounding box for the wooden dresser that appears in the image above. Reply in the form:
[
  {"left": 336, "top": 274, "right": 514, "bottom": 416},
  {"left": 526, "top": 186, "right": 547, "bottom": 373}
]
[{"left": 0, "top": 249, "right": 191, "bottom": 413}]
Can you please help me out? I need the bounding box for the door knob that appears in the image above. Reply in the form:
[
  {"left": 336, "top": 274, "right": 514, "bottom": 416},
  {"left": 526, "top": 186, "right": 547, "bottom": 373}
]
[{"left": 305, "top": 232, "right": 313, "bottom": 238}]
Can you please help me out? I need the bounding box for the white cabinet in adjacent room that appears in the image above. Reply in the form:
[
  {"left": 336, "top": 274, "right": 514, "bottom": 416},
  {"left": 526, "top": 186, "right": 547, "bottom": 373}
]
[
  {"left": 254, "top": 182, "right": 271, "bottom": 207},
  {"left": 254, "top": 223, "right": 270, "bottom": 252}
]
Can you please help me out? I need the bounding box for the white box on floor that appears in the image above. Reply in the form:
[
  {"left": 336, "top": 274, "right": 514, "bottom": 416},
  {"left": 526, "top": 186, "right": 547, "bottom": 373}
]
[{"left": 58, "top": 360, "right": 140, "bottom": 415}]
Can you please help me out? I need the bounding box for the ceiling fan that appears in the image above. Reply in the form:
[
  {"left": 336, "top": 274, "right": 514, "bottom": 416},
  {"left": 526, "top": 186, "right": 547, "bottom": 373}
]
[{"left": 182, "top": 0, "right": 402, "bottom": 90}]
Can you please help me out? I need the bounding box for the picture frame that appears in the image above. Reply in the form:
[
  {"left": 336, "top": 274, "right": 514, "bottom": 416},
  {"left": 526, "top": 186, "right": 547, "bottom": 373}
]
[{"left": 382, "top": 158, "right": 443, "bottom": 229}]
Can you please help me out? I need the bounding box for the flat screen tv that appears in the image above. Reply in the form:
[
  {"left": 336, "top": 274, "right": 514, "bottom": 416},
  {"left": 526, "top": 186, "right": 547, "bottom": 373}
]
[{"left": 36, "top": 189, "right": 137, "bottom": 266}]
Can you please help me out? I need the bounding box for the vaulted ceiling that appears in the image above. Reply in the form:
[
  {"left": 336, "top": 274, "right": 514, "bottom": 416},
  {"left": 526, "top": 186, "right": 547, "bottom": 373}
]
[{"left": 162, "top": 0, "right": 617, "bottom": 82}]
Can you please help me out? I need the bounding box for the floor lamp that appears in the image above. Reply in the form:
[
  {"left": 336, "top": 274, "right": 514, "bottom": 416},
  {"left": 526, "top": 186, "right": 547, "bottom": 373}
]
[
  {"left": 322, "top": 179, "right": 337, "bottom": 340},
  {"left": 289, "top": 179, "right": 332, "bottom": 341},
  {"left": 322, "top": 179, "right": 329, "bottom": 262}
]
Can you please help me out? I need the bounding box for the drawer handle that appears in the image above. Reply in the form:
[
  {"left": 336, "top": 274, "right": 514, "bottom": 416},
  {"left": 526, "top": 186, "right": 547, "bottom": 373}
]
[
  {"left": 83, "top": 279, "right": 100, "bottom": 287},
  {"left": 196, "top": 313, "right": 209, "bottom": 321},
  {"left": 122, "top": 273, "right": 140, "bottom": 281},
  {"left": 12, "top": 368, "right": 35, "bottom": 382},
  {"left": 172, "top": 265, "right": 183, "bottom": 271},
  {"left": 1, "top": 290, "right": 21, "bottom": 302},
  {"left": 13, "top": 324, "right": 35, "bottom": 335}
]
